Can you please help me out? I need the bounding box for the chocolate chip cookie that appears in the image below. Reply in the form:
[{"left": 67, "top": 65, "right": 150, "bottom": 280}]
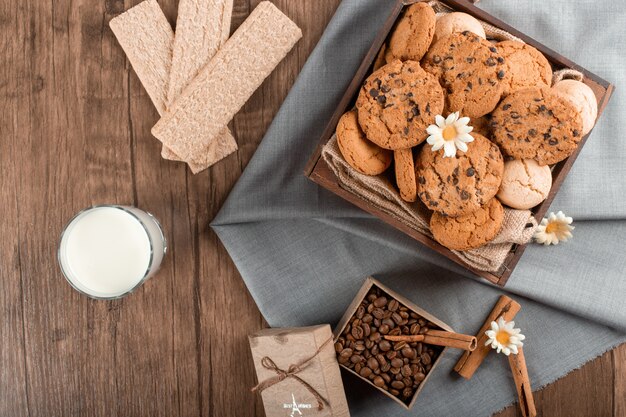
[
  {"left": 497, "top": 40, "right": 552, "bottom": 95},
  {"left": 356, "top": 60, "right": 444, "bottom": 150},
  {"left": 491, "top": 86, "right": 583, "bottom": 165},
  {"left": 423, "top": 32, "right": 506, "bottom": 118},
  {"left": 336, "top": 110, "right": 393, "bottom": 175},
  {"left": 416, "top": 133, "right": 504, "bottom": 217},
  {"left": 430, "top": 198, "right": 504, "bottom": 250},
  {"left": 386, "top": 2, "right": 436, "bottom": 63}
]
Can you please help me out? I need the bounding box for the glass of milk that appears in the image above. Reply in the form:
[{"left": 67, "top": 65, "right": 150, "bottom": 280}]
[{"left": 58, "top": 205, "right": 167, "bottom": 299}]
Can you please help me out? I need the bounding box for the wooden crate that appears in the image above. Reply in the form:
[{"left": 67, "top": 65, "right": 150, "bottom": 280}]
[
  {"left": 333, "top": 277, "right": 454, "bottom": 409},
  {"left": 305, "top": 0, "right": 614, "bottom": 286}
]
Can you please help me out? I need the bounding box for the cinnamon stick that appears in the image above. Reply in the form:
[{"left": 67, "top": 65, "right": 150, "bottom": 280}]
[
  {"left": 384, "top": 330, "right": 477, "bottom": 351},
  {"left": 453, "top": 295, "right": 521, "bottom": 379},
  {"left": 508, "top": 348, "right": 537, "bottom": 417}
]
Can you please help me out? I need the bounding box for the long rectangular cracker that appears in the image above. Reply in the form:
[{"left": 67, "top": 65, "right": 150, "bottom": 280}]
[
  {"left": 109, "top": 0, "right": 173, "bottom": 115},
  {"left": 109, "top": 0, "right": 237, "bottom": 173},
  {"left": 161, "top": 0, "right": 234, "bottom": 164},
  {"left": 151, "top": 1, "right": 302, "bottom": 161},
  {"left": 167, "top": 0, "right": 233, "bottom": 105}
]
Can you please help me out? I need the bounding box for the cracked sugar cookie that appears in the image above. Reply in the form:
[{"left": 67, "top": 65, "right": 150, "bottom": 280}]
[
  {"left": 356, "top": 59, "right": 444, "bottom": 150},
  {"left": 423, "top": 31, "right": 506, "bottom": 118},
  {"left": 416, "top": 133, "right": 504, "bottom": 217},
  {"left": 491, "top": 86, "right": 583, "bottom": 165},
  {"left": 497, "top": 159, "right": 552, "bottom": 210},
  {"left": 430, "top": 198, "right": 504, "bottom": 251}
]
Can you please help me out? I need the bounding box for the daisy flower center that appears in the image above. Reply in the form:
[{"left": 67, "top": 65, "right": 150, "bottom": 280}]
[
  {"left": 545, "top": 223, "right": 558, "bottom": 233},
  {"left": 495, "top": 330, "right": 511, "bottom": 345},
  {"left": 442, "top": 125, "right": 458, "bottom": 141}
]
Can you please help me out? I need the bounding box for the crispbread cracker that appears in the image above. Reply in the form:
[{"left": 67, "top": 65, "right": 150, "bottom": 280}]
[
  {"left": 109, "top": 0, "right": 172, "bottom": 115},
  {"left": 167, "top": 0, "right": 233, "bottom": 105},
  {"left": 152, "top": 1, "right": 302, "bottom": 161},
  {"left": 161, "top": 0, "right": 235, "bottom": 165},
  {"left": 110, "top": 0, "right": 237, "bottom": 172}
]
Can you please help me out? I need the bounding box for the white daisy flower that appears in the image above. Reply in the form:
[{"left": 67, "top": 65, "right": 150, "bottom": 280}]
[
  {"left": 533, "top": 211, "right": 574, "bottom": 246},
  {"left": 485, "top": 317, "right": 525, "bottom": 356},
  {"left": 426, "top": 112, "right": 474, "bottom": 158}
]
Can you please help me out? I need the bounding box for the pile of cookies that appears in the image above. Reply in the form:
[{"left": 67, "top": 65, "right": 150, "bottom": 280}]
[{"left": 335, "top": 3, "right": 598, "bottom": 251}]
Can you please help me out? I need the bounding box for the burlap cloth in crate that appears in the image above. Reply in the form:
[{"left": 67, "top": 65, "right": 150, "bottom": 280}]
[{"left": 321, "top": 136, "right": 536, "bottom": 273}]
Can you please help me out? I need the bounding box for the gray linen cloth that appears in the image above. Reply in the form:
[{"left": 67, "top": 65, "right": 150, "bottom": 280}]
[{"left": 212, "top": 0, "right": 626, "bottom": 415}]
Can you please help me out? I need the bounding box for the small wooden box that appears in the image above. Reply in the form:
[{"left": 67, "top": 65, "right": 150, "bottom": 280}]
[
  {"left": 304, "top": 0, "right": 614, "bottom": 286},
  {"left": 333, "top": 277, "right": 453, "bottom": 409}
]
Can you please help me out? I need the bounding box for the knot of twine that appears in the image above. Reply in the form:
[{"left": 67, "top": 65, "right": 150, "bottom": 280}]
[{"left": 251, "top": 337, "right": 332, "bottom": 411}]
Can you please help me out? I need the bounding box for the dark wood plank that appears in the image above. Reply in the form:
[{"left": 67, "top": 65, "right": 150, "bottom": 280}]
[
  {"left": 494, "top": 344, "right": 623, "bottom": 417},
  {"left": 0, "top": 0, "right": 30, "bottom": 414},
  {"left": 0, "top": 0, "right": 622, "bottom": 416},
  {"left": 614, "top": 344, "right": 626, "bottom": 417}
]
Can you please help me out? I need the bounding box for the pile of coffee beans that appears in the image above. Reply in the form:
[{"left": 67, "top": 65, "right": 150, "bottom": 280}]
[{"left": 334, "top": 287, "right": 442, "bottom": 403}]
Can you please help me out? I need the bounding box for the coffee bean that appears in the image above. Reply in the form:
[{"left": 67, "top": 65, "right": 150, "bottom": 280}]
[
  {"left": 350, "top": 354, "right": 362, "bottom": 364},
  {"left": 420, "top": 352, "right": 432, "bottom": 365},
  {"left": 378, "top": 324, "right": 390, "bottom": 335},
  {"left": 334, "top": 342, "right": 343, "bottom": 352},
  {"left": 367, "top": 357, "right": 379, "bottom": 370},
  {"left": 373, "top": 376, "right": 385, "bottom": 387},
  {"left": 389, "top": 389, "right": 400, "bottom": 396},
  {"left": 376, "top": 354, "right": 387, "bottom": 367},
  {"left": 415, "top": 372, "right": 426, "bottom": 381},
  {"left": 402, "top": 387, "right": 414, "bottom": 398},
  {"left": 356, "top": 305, "right": 365, "bottom": 319},
  {"left": 373, "top": 296, "right": 388, "bottom": 308},
  {"left": 362, "top": 323, "right": 371, "bottom": 337},
  {"left": 410, "top": 323, "right": 420, "bottom": 334},
  {"left": 360, "top": 367, "right": 372, "bottom": 378},
  {"left": 372, "top": 308, "right": 385, "bottom": 320},
  {"left": 340, "top": 348, "right": 352, "bottom": 358},
  {"left": 391, "top": 312, "right": 403, "bottom": 325},
  {"left": 391, "top": 358, "right": 404, "bottom": 368},
  {"left": 381, "top": 373, "right": 391, "bottom": 384},
  {"left": 382, "top": 317, "right": 395, "bottom": 328},
  {"left": 386, "top": 350, "right": 397, "bottom": 360},
  {"left": 402, "top": 346, "right": 416, "bottom": 359},
  {"left": 393, "top": 341, "right": 407, "bottom": 351},
  {"left": 351, "top": 325, "right": 364, "bottom": 340},
  {"left": 391, "top": 380, "right": 405, "bottom": 390},
  {"left": 379, "top": 340, "right": 392, "bottom": 352},
  {"left": 401, "top": 364, "right": 413, "bottom": 377},
  {"left": 388, "top": 299, "right": 399, "bottom": 312},
  {"left": 388, "top": 328, "right": 401, "bottom": 336}
]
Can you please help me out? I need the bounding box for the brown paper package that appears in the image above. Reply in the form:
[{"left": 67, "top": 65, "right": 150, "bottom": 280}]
[{"left": 249, "top": 325, "right": 350, "bottom": 417}]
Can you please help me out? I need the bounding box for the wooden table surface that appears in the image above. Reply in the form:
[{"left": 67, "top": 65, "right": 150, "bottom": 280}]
[{"left": 1, "top": 0, "right": 624, "bottom": 416}]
